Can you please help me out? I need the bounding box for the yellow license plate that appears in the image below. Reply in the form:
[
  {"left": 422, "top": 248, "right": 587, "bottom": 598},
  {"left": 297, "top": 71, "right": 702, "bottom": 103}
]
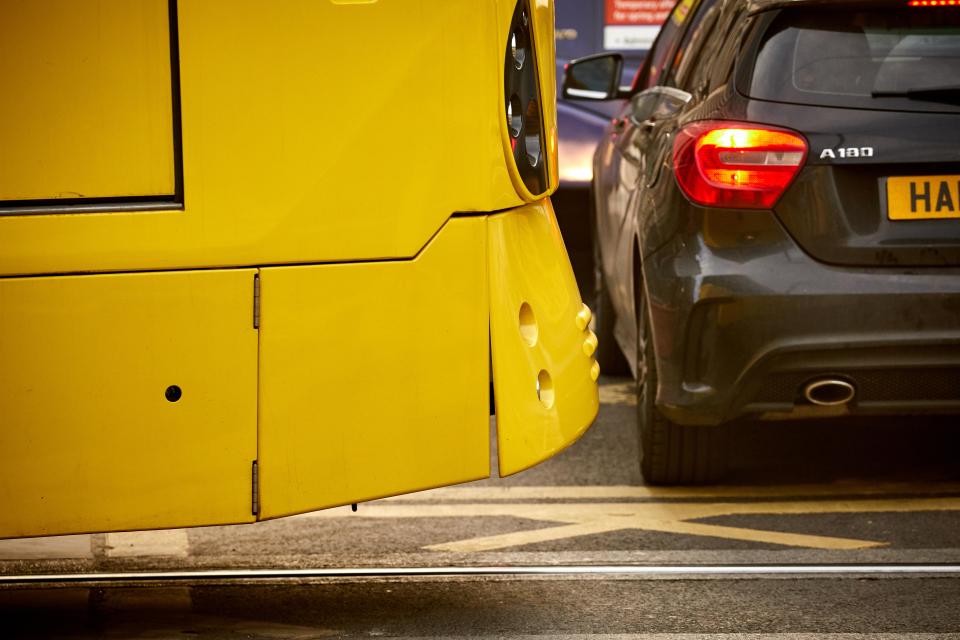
[{"left": 886, "top": 175, "right": 960, "bottom": 221}]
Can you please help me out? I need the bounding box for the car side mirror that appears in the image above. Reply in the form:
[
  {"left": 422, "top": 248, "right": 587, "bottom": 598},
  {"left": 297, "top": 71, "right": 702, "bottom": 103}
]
[
  {"left": 562, "top": 53, "right": 624, "bottom": 101},
  {"left": 629, "top": 86, "right": 693, "bottom": 126}
]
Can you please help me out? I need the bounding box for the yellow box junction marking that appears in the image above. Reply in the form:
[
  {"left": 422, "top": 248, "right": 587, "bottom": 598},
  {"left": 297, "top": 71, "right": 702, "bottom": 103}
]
[
  {"left": 7, "top": 483, "right": 959, "bottom": 559},
  {"left": 598, "top": 381, "right": 638, "bottom": 406},
  {"left": 299, "top": 483, "right": 960, "bottom": 552},
  {"left": 381, "top": 481, "right": 960, "bottom": 501},
  {"left": 104, "top": 530, "right": 189, "bottom": 558}
]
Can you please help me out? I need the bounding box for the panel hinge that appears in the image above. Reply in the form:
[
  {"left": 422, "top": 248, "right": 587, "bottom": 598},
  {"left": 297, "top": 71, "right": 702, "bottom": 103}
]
[
  {"left": 251, "top": 460, "right": 260, "bottom": 517},
  {"left": 253, "top": 274, "right": 261, "bottom": 329}
]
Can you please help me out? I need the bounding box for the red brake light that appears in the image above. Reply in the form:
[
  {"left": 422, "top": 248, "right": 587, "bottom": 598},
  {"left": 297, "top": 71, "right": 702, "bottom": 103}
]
[
  {"left": 909, "top": 1, "right": 959, "bottom": 6},
  {"left": 673, "top": 121, "right": 808, "bottom": 209}
]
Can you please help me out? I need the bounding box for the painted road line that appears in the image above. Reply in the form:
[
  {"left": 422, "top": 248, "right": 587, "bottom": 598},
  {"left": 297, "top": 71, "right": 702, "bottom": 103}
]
[
  {"left": 423, "top": 519, "right": 877, "bottom": 553},
  {"left": 354, "top": 633, "right": 960, "bottom": 640},
  {"left": 0, "top": 534, "right": 92, "bottom": 560},
  {"left": 380, "top": 482, "right": 960, "bottom": 502},
  {"left": 599, "top": 382, "right": 638, "bottom": 405},
  {"left": 2, "top": 564, "right": 960, "bottom": 585},
  {"left": 376, "top": 636, "right": 960, "bottom": 640},
  {"left": 6, "top": 485, "right": 960, "bottom": 560},
  {"left": 105, "top": 530, "right": 189, "bottom": 558},
  {"left": 297, "top": 497, "right": 960, "bottom": 551},
  {"left": 427, "top": 521, "right": 642, "bottom": 554}
]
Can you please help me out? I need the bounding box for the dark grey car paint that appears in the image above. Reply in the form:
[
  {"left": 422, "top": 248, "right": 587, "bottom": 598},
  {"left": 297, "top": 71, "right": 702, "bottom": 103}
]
[{"left": 587, "top": 0, "right": 960, "bottom": 425}]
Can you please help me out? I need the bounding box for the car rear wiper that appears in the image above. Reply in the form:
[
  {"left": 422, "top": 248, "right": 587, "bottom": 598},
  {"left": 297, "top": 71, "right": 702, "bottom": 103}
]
[{"left": 871, "top": 85, "right": 960, "bottom": 105}]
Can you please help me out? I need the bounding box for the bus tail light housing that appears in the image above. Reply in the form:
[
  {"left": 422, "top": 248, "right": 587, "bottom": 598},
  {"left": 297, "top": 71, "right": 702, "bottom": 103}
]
[
  {"left": 673, "top": 121, "right": 808, "bottom": 209},
  {"left": 503, "top": 0, "right": 548, "bottom": 195}
]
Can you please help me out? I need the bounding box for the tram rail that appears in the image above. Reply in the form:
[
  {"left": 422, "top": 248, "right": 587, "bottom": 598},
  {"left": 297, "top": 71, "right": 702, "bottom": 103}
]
[{"left": 3, "top": 564, "right": 960, "bottom": 587}]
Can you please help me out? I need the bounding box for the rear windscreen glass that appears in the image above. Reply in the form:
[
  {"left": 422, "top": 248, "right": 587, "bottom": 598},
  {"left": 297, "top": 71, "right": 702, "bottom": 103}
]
[{"left": 745, "top": 7, "right": 960, "bottom": 113}]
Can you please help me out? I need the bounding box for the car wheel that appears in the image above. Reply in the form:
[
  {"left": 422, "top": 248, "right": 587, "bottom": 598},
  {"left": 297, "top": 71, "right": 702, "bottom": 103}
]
[
  {"left": 592, "top": 216, "right": 630, "bottom": 376},
  {"left": 636, "top": 279, "right": 727, "bottom": 485}
]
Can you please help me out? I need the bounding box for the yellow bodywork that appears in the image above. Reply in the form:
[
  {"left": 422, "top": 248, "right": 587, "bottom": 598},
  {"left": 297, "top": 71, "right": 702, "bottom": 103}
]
[
  {"left": 0, "top": 0, "right": 176, "bottom": 202},
  {"left": 0, "top": 270, "right": 258, "bottom": 539},
  {"left": 489, "top": 202, "right": 600, "bottom": 476},
  {"left": 258, "top": 218, "right": 491, "bottom": 519},
  {"left": 0, "top": 0, "right": 597, "bottom": 539},
  {"left": 0, "top": 0, "right": 529, "bottom": 274}
]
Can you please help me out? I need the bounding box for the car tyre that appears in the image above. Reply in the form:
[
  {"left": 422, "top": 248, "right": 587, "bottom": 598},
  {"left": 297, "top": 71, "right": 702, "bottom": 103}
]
[{"left": 636, "top": 278, "right": 727, "bottom": 485}]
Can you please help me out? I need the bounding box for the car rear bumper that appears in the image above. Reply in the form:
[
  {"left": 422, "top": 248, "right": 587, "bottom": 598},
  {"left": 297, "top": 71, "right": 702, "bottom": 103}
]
[{"left": 643, "top": 209, "right": 960, "bottom": 426}]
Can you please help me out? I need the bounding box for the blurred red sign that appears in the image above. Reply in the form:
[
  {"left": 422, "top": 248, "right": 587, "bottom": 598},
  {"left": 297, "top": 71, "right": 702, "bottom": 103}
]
[{"left": 604, "top": 0, "right": 674, "bottom": 26}]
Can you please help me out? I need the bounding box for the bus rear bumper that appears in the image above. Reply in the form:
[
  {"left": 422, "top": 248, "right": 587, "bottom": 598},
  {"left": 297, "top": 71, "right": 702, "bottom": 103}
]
[
  {"left": 0, "top": 199, "right": 598, "bottom": 538},
  {"left": 488, "top": 199, "right": 600, "bottom": 477}
]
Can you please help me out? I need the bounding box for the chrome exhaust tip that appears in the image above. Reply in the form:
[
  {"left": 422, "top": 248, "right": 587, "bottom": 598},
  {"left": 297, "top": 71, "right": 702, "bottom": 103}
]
[{"left": 803, "top": 378, "right": 856, "bottom": 406}]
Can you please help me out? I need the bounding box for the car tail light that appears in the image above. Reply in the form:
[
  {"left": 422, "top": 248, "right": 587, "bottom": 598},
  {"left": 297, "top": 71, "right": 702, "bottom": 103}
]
[
  {"left": 908, "top": 0, "right": 959, "bottom": 6},
  {"left": 673, "top": 121, "right": 808, "bottom": 209},
  {"left": 503, "top": 0, "right": 547, "bottom": 195}
]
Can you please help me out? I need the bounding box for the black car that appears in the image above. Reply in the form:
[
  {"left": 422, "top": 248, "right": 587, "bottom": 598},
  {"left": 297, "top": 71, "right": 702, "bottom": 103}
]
[{"left": 563, "top": 0, "right": 960, "bottom": 483}]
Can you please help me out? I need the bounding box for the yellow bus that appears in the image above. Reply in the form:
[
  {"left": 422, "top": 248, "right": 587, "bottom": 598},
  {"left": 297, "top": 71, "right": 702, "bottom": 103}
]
[{"left": 0, "top": 0, "right": 599, "bottom": 539}]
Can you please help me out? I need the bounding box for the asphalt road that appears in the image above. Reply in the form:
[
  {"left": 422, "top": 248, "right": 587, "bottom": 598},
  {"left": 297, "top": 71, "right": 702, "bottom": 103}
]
[
  {"left": 2, "top": 376, "right": 960, "bottom": 637},
  {"left": 4, "top": 577, "right": 960, "bottom": 638}
]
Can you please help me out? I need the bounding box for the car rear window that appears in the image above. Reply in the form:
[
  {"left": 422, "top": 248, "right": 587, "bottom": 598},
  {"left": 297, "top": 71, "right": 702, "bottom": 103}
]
[{"left": 744, "top": 6, "right": 960, "bottom": 113}]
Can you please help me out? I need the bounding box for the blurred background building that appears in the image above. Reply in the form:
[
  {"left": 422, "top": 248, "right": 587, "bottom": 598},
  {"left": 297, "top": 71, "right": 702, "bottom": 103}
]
[{"left": 554, "top": 0, "right": 670, "bottom": 300}]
